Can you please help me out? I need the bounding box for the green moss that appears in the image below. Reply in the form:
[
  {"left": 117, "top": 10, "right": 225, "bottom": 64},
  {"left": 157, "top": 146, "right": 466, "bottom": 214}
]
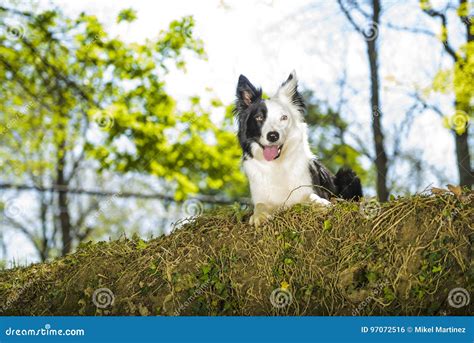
[{"left": 0, "top": 193, "right": 472, "bottom": 316}]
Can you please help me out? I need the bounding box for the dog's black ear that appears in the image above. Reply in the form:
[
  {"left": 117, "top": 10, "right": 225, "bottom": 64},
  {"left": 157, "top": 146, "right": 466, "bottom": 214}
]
[
  {"left": 236, "top": 75, "right": 261, "bottom": 110},
  {"left": 277, "top": 70, "right": 305, "bottom": 114}
]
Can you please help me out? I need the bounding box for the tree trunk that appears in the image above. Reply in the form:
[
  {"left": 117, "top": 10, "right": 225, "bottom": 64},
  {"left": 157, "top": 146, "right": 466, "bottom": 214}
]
[
  {"left": 454, "top": 0, "right": 473, "bottom": 188},
  {"left": 56, "top": 127, "right": 72, "bottom": 256},
  {"left": 454, "top": 127, "right": 472, "bottom": 188},
  {"left": 368, "top": 0, "right": 389, "bottom": 201},
  {"left": 39, "top": 198, "right": 49, "bottom": 261},
  {"left": 57, "top": 167, "right": 72, "bottom": 255}
]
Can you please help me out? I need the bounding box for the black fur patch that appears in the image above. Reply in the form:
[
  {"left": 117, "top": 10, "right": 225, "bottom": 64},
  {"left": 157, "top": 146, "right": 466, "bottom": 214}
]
[
  {"left": 235, "top": 75, "right": 262, "bottom": 113},
  {"left": 309, "top": 159, "right": 337, "bottom": 200},
  {"left": 309, "top": 160, "right": 363, "bottom": 200},
  {"left": 280, "top": 73, "right": 305, "bottom": 114},
  {"left": 234, "top": 75, "right": 266, "bottom": 158},
  {"left": 290, "top": 90, "right": 305, "bottom": 114},
  {"left": 334, "top": 168, "right": 363, "bottom": 200}
]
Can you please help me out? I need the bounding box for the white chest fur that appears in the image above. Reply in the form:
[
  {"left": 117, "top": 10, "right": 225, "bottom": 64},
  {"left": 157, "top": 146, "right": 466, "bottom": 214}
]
[{"left": 243, "top": 143, "right": 314, "bottom": 208}]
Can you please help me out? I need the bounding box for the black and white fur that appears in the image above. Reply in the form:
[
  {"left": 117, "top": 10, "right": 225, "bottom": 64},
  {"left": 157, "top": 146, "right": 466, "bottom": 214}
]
[{"left": 234, "top": 71, "right": 362, "bottom": 226}]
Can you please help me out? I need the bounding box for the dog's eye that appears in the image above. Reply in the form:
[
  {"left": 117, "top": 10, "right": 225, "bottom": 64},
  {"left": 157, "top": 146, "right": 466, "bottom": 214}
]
[
  {"left": 255, "top": 115, "right": 264, "bottom": 122},
  {"left": 281, "top": 114, "right": 288, "bottom": 121}
]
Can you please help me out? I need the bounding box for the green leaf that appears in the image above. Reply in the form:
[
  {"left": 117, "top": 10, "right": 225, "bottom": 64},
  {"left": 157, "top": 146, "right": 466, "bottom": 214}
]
[
  {"left": 117, "top": 8, "right": 137, "bottom": 23},
  {"left": 323, "top": 219, "right": 332, "bottom": 231}
]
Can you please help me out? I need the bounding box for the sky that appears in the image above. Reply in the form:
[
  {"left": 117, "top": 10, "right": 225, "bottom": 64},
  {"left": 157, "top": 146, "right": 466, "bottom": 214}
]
[
  {"left": 38, "top": 0, "right": 464, "bottom": 182},
  {"left": 49, "top": 0, "right": 459, "bottom": 181},
  {"left": 2, "top": 0, "right": 470, "bottom": 264}
]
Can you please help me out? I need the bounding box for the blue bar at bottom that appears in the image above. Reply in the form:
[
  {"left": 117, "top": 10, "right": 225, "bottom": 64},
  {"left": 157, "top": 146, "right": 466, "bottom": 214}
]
[{"left": 0, "top": 316, "right": 473, "bottom": 343}]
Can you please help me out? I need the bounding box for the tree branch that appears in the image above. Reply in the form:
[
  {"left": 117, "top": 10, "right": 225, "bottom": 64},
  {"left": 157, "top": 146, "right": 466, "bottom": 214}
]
[
  {"left": 3, "top": 217, "right": 43, "bottom": 257},
  {"left": 337, "top": 0, "right": 364, "bottom": 35},
  {"left": 421, "top": 3, "right": 459, "bottom": 61},
  {"left": 409, "top": 91, "right": 445, "bottom": 117},
  {"left": 384, "top": 22, "right": 436, "bottom": 37},
  {"left": 0, "top": 183, "right": 249, "bottom": 205}
]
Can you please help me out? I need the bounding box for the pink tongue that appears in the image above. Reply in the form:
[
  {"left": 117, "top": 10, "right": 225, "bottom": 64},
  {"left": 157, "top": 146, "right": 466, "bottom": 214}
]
[{"left": 263, "top": 146, "right": 279, "bottom": 161}]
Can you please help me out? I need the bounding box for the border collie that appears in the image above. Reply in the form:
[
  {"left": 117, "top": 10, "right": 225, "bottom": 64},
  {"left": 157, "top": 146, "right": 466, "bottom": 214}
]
[{"left": 234, "top": 71, "right": 363, "bottom": 226}]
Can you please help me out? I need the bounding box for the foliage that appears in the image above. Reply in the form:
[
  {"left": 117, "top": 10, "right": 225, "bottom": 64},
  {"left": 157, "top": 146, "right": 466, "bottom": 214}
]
[
  {"left": 0, "top": 6, "right": 245, "bottom": 200},
  {"left": 0, "top": 5, "right": 246, "bottom": 260},
  {"left": 432, "top": 42, "right": 474, "bottom": 135},
  {"left": 117, "top": 8, "right": 137, "bottom": 23},
  {"left": 423, "top": 0, "right": 473, "bottom": 135},
  {"left": 303, "top": 90, "right": 368, "bottom": 183}
]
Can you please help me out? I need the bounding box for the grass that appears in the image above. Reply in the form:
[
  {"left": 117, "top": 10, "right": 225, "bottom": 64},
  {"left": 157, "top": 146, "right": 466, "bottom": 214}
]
[{"left": 0, "top": 190, "right": 472, "bottom": 316}]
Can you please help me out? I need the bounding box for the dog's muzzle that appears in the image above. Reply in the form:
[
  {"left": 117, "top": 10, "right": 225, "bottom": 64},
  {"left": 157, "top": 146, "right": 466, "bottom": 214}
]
[{"left": 262, "top": 145, "right": 282, "bottom": 161}]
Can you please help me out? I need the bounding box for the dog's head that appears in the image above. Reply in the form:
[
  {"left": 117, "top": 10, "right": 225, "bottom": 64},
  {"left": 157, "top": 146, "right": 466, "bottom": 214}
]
[{"left": 234, "top": 71, "right": 305, "bottom": 161}]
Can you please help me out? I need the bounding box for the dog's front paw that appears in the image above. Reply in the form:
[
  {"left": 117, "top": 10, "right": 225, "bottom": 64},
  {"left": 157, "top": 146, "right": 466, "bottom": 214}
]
[
  {"left": 249, "top": 212, "right": 272, "bottom": 227},
  {"left": 309, "top": 193, "right": 331, "bottom": 207},
  {"left": 249, "top": 203, "right": 273, "bottom": 227}
]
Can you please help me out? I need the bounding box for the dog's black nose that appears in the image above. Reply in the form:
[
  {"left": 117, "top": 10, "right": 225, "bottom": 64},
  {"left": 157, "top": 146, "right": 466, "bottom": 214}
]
[{"left": 267, "top": 131, "right": 279, "bottom": 143}]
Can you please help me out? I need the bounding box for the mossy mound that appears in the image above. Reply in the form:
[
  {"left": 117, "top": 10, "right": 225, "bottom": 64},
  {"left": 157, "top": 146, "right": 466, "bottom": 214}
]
[{"left": 0, "top": 192, "right": 473, "bottom": 316}]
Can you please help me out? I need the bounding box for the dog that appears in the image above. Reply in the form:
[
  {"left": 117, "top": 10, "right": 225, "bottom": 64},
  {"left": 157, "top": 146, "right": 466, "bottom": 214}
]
[{"left": 234, "top": 71, "right": 363, "bottom": 226}]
